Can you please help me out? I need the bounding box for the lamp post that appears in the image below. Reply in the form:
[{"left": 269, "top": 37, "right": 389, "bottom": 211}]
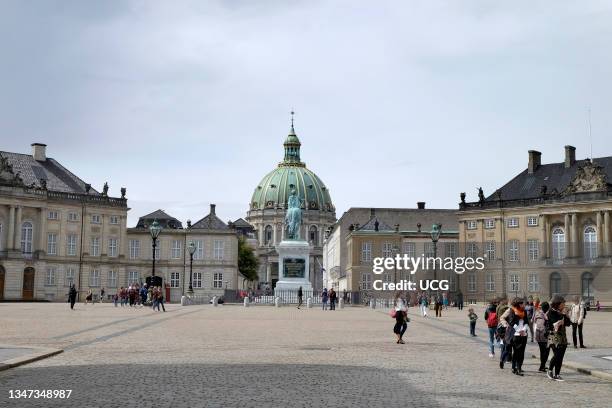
[
  {"left": 187, "top": 240, "right": 196, "bottom": 295},
  {"left": 430, "top": 224, "right": 442, "bottom": 290},
  {"left": 149, "top": 220, "right": 162, "bottom": 277}
]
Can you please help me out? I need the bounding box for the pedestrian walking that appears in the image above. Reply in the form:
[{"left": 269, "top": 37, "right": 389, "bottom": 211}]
[
  {"left": 500, "top": 298, "right": 529, "bottom": 376},
  {"left": 569, "top": 296, "right": 586, "bottom": 349},
  {"left": 100, "top": 287, "right": 105, "bottom": 303},
  {"left": 113, "top": 292, "right": 119, "bottom": 307},
  {"left": 157, "top": 286, "right": 166, "bottom": 312},
  {"left": 443, "top": 292, "right": 449, "bottom": 310},
  {"left": 68, "top": 284, "right": 77, "bottom": 310},
  {"left": 468, "top": 308, "right": 478, "bottom": 336},
  {"left": 329, "top": 288, "right": 337, "bottom": 310},
  {"left": 419, "top": 293, "right": 428, "bottom": 317},
  {"left": 525, "top": 301, "right": 535, "bottom": 342},
  {"left": 297, "top": 286, "right": 303, "bottom": 309},
  {"left": 534, "top": 301, "right": 550, "bottom": 372},
  {"left": 596, "top": 300, "right": 601, "bottom": 311},
  {"left": 496, "top": 297, "right": 512, "bottom": 367},
  {"left": 392, "top": 292, "right": 408, "bottom": 344},
  {"left": 457, "top": 291, "right": 464, "bottom": 311},
  {"left": 547, "top": 295, "right": 572, "bottom": 381},
  {"left": 484, "top": 299, "right": 498, "bottom": 357},
  {"left": 321, "top": 288, "right": 329, "bottom": 310},
  {"left": 84, "top": 289, "right": 93, "bottom": 305}
]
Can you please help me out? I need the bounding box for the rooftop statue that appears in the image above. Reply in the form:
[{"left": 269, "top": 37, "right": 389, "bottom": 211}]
[{"left": 285, "top": 189, "right": 302, "bottom": 240}]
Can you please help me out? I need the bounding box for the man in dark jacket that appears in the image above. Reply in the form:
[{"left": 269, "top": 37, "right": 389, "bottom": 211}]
[
  {"left": 297, "top": 286, "right": 303, "bottom": 309},
  {"left": 68, "top": 284, "right": 77, "bottom": 310}
]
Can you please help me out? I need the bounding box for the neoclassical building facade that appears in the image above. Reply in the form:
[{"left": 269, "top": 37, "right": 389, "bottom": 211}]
[
  {"left": 246, "top": 121, "right": 336, "bottom": 290},
  {"left": 0, "top": 143, "right": 240, "bottom": 301},
  {"left": 458, "top": 146, "right": 612, "bottom": 303}
]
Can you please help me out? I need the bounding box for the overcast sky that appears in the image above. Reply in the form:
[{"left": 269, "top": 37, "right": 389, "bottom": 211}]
[{"left": 1, "top": 1, "right": 611, "bottom": 226}]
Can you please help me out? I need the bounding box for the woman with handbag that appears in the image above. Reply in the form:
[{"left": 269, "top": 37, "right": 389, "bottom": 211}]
[
  {"left": 392, "top": 292, "right": 408, "bottom": 344},
  {"left": 500, "top": 298, "right": 529, "bottom": 376},
  {"left": 547, "top": 295, "right": 572, "bottom": 381}
]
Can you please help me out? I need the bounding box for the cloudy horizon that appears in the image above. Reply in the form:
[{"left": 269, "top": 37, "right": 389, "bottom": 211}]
[{"left": 2, "top": 1, "right": 611, "bottom": 226}]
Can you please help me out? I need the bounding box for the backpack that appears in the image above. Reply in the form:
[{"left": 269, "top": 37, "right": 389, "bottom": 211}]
[{"left": 487, "top": 311, "right": 498, "bottom": 328}]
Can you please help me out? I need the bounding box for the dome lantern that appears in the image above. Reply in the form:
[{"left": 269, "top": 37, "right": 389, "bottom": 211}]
[{"left": 283, "top": 111, "right": 302, "bottom": 165}]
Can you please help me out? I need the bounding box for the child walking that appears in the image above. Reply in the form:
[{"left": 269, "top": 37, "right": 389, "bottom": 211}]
[{"left": 468, "top": 308, "right": 478, "bottom": 337}]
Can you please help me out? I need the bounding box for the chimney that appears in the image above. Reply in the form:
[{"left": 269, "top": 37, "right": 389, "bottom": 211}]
[
  {"left": 31, "top": 143, "right": 47, "bottom": 161},
  {"left": 417, "top": 202, "right": 426, "bottom": 210},
  {"left": 564, "top": 145, "right": 576, "bottom": 168},
  {"left": 210, "top": 204, "right": 216, "bottom": 215},
  {"left": 528, "top": 150, "right": 541, "bottom": 174}
]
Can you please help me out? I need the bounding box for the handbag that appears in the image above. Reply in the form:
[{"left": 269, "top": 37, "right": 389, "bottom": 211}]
[{"left": 390, "top": 309, "right": 397, "bottom": 318}]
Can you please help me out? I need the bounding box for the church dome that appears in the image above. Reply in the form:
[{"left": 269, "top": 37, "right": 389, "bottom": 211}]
[{"left": 250, "top": 121, "right": 334, "bottom": 213}]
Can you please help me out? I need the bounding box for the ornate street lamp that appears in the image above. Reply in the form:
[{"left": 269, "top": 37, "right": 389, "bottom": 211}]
[
  {"left": 187, "top": 240, "right": 196, "bottom": 295},
  {"left": 149, "top": 219, "right": 162, "bottom": 277},
  {"left": 430, "top": 223, "right": 442, "bottom": 284}
]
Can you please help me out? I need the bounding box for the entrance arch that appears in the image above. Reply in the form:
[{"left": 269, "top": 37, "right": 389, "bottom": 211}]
[{"left": 23, "top": 267, "right": 35, "bottom": 300}]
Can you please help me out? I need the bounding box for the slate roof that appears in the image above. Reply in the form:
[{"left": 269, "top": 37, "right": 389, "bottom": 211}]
[
  {"left": 357, "top": 217, "right": 394, "bottom": 232},
  {"left": 337, "top": 208, "right": 458, "bottom": 233},
  {"left": 232, "top": 218, "right": 253, "bottom": 228},
  {"left": 0, "top": 151, "right": 98, "bottom": 194},
  {"left": 486, "top": 157, "right": 612, "bottom": 201},
  {"left": 135, "top": 209, "right": 183, "bottom": 229},
  {"left": 192, "top": 212, "right": 230, "bottom": 230}
]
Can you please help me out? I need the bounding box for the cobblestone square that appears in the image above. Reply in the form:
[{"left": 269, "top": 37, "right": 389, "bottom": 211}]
[{"left": 0, "top": 303, "right": 611, "bottom": 407}]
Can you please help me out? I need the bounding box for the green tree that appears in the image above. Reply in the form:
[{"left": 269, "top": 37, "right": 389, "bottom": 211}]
[{"left": 238, "top": 236, "right": 259, "bottom": 285}]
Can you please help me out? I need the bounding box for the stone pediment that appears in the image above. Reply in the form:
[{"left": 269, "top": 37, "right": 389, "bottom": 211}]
[{"left": 563, "top": 160, "right": 608, "bottom": 195}]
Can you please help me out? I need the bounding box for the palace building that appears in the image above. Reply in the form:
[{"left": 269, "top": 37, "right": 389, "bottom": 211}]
[
  {"left": 0, "top": 143, "right": 240, "bottom": 302},
  {"left": 458, "top": 146, "right": 612, "bottom": 303},
  {"left": 246, "top": 119, "right": 336, "bottom": 290}
]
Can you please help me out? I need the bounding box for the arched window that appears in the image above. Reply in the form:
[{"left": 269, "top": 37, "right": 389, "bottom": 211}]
[
  {"left": 309, "top": 226, "right": 318, "bottom": 246},
  {"left": 550, "top": 272, "right": 561, "bottom": 297},
  {"left": 582, "top": 272, "right": 594, "bottom": 299},
  {"left": 583, "top": 226, "right": 597, "bottom": 260},
  {"left": 552, "top": 227, "right": 565, "bottom": 261},
  {"left": 21, "top": 221, "right": 33, "bottom": 254},
  {"left": 264, "top": 225, "right": 273, "bottom": 245}
]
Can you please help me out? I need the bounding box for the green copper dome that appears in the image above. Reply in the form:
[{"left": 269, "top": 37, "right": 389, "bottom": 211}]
[{"left": 250, "top": 125, "right": 334, "bottom": 213}]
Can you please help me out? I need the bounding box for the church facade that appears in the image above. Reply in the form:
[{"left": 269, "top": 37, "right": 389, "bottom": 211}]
[{"left": 246, "top": 120, "right": 337, "bottom": 290}]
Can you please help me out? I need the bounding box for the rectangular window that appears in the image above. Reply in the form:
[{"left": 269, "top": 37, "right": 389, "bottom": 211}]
[
  {"left": 445, "top": 242, "right": 457, "bottom": 258},
  {"left": 508, "top": 240, "right": 519, "bottom": 262},
  {"left": 45, "top": 267, "right": 56, "bottom": 285},
  {"left": 91, "top": 237, "right": 100, "bottom": 256},
  {"left": 108, "top": 270, "right": 117, "bottom": 288},
  {"left": 527, "top": 216, "right": 538, "bottom": 227},
  {"left": 68, "top": 212, "right": 79, "bottom": 222},
  {"left": 466, "top": 220, "right": 477, "bottom": 230},
  {"left": 153, "top": 239, "right": 161, "bottom": 260},
  {"left": 109, "top": 215, "right": 119, "bottom": 225},
  {"left": 467, "top": 242, "right": 478, "bottom": 258},
  {"left": 193, "top": 272, "right": 202, "bottom": 288},
  {"left": 91, "top": 214, "right": 101, "bottom": 224},
  {"left": 128, "top": 271, "right": 139, "bottom": 285},
  {"left": 484, "top": 219, "right": 495, "bottom": 229},
  {"left": 47, "top": 210, "right": 59, "bottom": 220},
  {"left": 360, "top": 273, "right": 372, "bottom": 290},
  {"left": 65, "top": 267, "right": 75, "bottom": 286},
  {"left": 510, "top": 274, "right": 520, "bottom": 293},
  {"left": 403, "top": 242, "right": 416, "bottom": 258},
  {"left": 528, "top": 273, "right": 539, "bottom": 292},
  {"left": 90, "top": 268, "right": 100, "bottom": 287},
  {"left": 47, "top": 233, "right": 57, "bottom": 255},
  {"left": 170, "top": 272, "right": 180, "bottom": 288},
  {"left": 449, "top": 274, "right": 457, "bottom": 292},
  {"left": 382, "top": 242, "right": 393, "bottom": 258},
  {"left": 528, "top": 239, "right": 539, "bottom": 261},
  {"left": 467, "top": 273, "right": 476, "bottom": 292},
  {"left": 67, "top": 234, "right": 77, "bottom": 256},
  {"left": 129, "top": 240, "right": 140, "bottom": 259},
  {"left": 194, "top": 240, "right": 204, "bottom": 260},
  {"left": 361, "top": 242, "right": 372, "bottom": 262},
  {"left": 213, "top": 240, "right": 224, "bottom": 260},
  {"left": 170, "top": 240, "right": 182, "bottom": 259},
  {"left": 485, "top": 241, "right": 496, "bottom": 261},
  {"left": 486, "top": 273, "right": 495, "bottom": 292},
  {"left": 424, "top": 242, "right": 435, "bottom": 258},
  {"left": 108, "top": 238, "right": 118, "bottom": 257},
  {"left": 213, "top": 272, "right": 223, "bottom": 288},
  {"left": 507, "top": 218, "right": 519, "bottom": 228}
]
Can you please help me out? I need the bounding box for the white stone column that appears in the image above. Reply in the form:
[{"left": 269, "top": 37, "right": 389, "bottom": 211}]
[
  {"left": 564, "top": 214, "right": 571, "bottom": 258},
  {"left": 15, "top": 206, "right": 22, "bottom": 251},
  {"left": 604, "top": 211, "right": 610, "bottom": 256},
  {"left": 39, "top": 207, "right": 47, "bottom": 254},
  {"left": 272, "top": 223, "right": 277, "bottom": 245},
  {"left": 571, "top": 213, "right": 578, "bottom": 257},
  {"left": 597, "top": 211, "right": 603, "bottom": 256},
  {"left": 7, "top": 206, "right": 15, "bottom": 249},
  {"left": 266, "top": 262, "right": 271, "bottom": 283}
]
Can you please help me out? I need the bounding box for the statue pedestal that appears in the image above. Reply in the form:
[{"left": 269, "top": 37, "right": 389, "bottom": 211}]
[{"left": 274, "top": 240, "right": 312, "bottom": 295}]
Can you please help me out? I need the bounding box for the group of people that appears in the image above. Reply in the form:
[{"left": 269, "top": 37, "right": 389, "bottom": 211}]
[
  {"left": 416, "top": 291, "right": 450, "bottom": 318},
  {"left": 477, "top": 295, "right": 588, "bottom": 381},
  {"left": 67, "top": 283, "right": 166, "bottom": 312},
  {"left": 320, "top": 288, "right": 338, "bottom": 310}
]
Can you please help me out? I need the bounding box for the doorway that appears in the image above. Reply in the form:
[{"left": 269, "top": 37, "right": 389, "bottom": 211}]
[{"left": 23, "top": 267, "right": 35, "bottom": 300}]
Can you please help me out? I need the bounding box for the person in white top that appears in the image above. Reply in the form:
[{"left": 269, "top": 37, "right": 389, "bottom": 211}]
[{"left": 569, "top": 296, "right": 586, "bottom": 348}]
